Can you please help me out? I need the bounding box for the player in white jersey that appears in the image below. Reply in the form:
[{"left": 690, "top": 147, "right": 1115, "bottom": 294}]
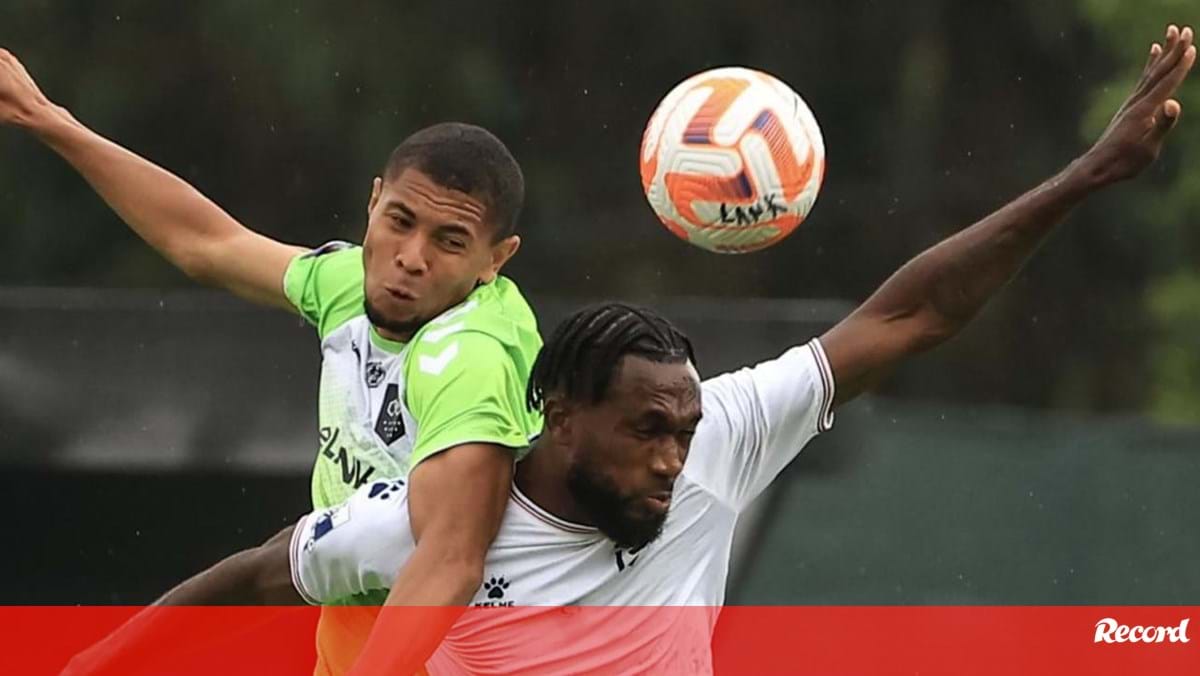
[
  {"left": 66, "top": 302, "right": 830, "bottom": 675},
  {"left": 285, "top": 303, "right": 834, "bottom": 674},
  {"left": 292, "top": 306, "right": 832, "bottom": 610}
]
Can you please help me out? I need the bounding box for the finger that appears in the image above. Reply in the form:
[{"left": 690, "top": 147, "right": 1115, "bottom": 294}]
[
  {"left": 1162, "top": 25, "right": 1179, "bottom": 58},
  {"left": 1147, "top": 43, "right": 1196, "bottom": 104},
  {"left": 1136, "top": 43, "right": 1164, "bottom": 92},
  {"left": 1145, "top": 25, "right": 1191, "bottom": 92},
  {"left": 1137, "top": 26, "right": 1180, "bottom": 95},
  {"left": 1153, "top": 99, "right": 1183, "bottom": 137},
  {"left": 1163, "top": 26, "right": 1191, "bottom": 70},
  {"left": 1142, "top": 43, "right": 1163, "bottom": 79},
  {"left": 1152, "top": 25, "right": 1182, "bottom": 77}
]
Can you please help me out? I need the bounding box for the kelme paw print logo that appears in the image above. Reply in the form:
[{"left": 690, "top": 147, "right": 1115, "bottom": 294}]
[
  {"left": 367, "top": 479, "right": 404, "bottom": 500},
  {"left": 484, "top": 576, "right": 510, "bottom": 599}
]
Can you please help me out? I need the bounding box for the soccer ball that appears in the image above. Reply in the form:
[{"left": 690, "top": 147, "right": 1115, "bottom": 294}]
[{"left": 639, "top": 67, "right": 825, "bottom": 253}]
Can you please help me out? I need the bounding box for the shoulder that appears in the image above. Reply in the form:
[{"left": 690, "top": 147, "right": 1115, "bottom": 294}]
[
  {"left": 286, "top": 241, "right": 362, "bottom": 282},
  {"left": 283, "top": 241, "right": 365, "bottom": 337},
  {"left": 449, "top": 277, "right": 540, "bottom": 348},
  {"left": 407, "top": 277, "right": 541, "bottom": 369},
  {"left": 406, "top": 329, "right": 513, "bottom": 381}
]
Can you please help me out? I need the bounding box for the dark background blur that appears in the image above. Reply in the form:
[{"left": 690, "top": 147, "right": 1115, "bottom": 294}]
[{"left": 0, "top": 1, "right": 1196, "bottom": 604}]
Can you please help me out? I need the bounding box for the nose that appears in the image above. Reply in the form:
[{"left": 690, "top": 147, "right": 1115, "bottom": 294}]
[
  {"left": 393, "top": 231, "right": 430, "bottom": 275},
  {"left": 649, "top": 441, "right": 684, "bottom": 480}
]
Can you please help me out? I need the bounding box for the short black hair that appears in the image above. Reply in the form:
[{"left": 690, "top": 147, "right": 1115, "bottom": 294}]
[
  {"left": 527, "top": 303, "right": 696, "bottom": 411},
  {"left": 383, "top": 122, "right": 524, "bottom": 240}
]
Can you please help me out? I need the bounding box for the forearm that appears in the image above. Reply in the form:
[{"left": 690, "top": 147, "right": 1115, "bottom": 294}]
[
  {"left": 348, "top": 549, "right": 479, "bottom": 676},
  {"left": 61, "top": 604, "right": 292, "bottom": 676},
  {"left": 859, "top": 155, "right": 1106, "bottom": 346},
  {"left": 349, "top": 608, "right": 465, "bottom": 676},
  {"left": 385, "top": 540, "right": 483, "bottom": 606},
  {"left": 155, "top": 539, "right": 301, "bottom": 606},
  {"left": 349, "top": 444, "right": 511, "bottom": 676},
  {"left": 23, "top": 105, "right": 249, "bottom": 283},
  {"left": 62, "top": 528, "right": 300, "bottom": 675}
]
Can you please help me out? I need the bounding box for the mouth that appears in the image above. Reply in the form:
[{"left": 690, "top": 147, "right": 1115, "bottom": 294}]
[
  {"left": 644, "top": 492, "right": 672, "bottom": 513},
  {"left": 385, "top": 285, "right": 418, "bottom": 302}
]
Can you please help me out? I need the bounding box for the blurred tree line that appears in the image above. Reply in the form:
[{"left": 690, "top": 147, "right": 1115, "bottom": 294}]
[{"left": 0, "top": 1, "right": 1194, "bottom": 423}]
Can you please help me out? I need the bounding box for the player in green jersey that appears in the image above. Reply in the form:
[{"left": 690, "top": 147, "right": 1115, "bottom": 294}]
[{"left": 0, "top": 48, "right": 542, "bottom": 669}]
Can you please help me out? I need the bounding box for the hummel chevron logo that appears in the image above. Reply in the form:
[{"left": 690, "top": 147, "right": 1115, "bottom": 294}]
[
  {"left": 432, "top": 300, "right": 478, "bottom": 325},
  {"left": 419, "top": 342, "right": 460, "bottom": 375},
  {"left": 421, "top": 321, "right": 465, "bottom": 344}
]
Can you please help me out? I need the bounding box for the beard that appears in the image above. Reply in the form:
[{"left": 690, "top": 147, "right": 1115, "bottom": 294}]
[
  {"left": 363, "top": 297, "right": 429, "bottom": 339},
  {"left": 567, "top": 461, "right": 667, "bottom": 551}
]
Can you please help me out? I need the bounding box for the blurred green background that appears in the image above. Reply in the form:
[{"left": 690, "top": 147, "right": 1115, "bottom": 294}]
[
  {"left": 1, "top": 0, "right": 1196, "bottom": 420},
  {"left": 0, "top": 2, "right": 1196, "bottom": 604}
]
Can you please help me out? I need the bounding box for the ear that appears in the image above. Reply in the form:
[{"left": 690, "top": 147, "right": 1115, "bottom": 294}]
[
  {"left": 367, "top": 177, "right": 383, "bottom": 217},
  {"left": 480, "top": 235, "right": 521, "bottom": 284},
  {"left": 541, "top": 395, "right": 573, "bottom": 442}
]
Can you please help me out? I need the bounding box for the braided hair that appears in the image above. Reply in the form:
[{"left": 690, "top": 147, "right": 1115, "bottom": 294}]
[{"left": 527, "top": 303, "right": 696, "bottom": 412}]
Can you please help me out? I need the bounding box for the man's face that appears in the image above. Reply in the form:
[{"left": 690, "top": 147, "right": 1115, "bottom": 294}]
[
  {"left": 361, "top": 168, "right": 518, "bottom": 340},
  {"left": 563, "top": 356, "right": 703, "bottom": 550}
]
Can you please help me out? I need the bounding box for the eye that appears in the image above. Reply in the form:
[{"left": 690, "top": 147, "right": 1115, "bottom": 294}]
[{"left": 630, "top": 423, "right": 662, "bottom": 440}]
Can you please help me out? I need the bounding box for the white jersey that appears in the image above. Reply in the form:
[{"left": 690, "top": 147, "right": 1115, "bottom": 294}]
[{"left": 290, "top": 339, "right": 836, "bottom": 674}]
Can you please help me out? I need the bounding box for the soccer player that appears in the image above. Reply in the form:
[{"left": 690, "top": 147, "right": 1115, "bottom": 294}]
[
  {"left": 62, "top": 21, "right": 1199, "bottom": 676},
  {"left": 0, "top": 50, "right": 543, "bottom": 667}
]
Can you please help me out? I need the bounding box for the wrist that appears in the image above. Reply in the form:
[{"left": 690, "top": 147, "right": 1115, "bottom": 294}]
[
  {"left": 1065, "top": 147, "right": 1123, "bottom": 193},
  {"left": 23, "top": 102, "right": 80, "bottom": 144}
]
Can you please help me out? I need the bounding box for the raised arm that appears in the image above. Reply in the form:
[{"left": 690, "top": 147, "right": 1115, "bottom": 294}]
[
  {"left": 0, "top": 49, "right": 304, "bottom": 309},
  {"left": 822, "top": 25, "right": 1195, "bottom": 405}
]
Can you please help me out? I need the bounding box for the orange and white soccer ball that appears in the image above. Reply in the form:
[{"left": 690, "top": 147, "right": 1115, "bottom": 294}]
[{"left": 639, "top": 67, "right": 825, "bottom": 253}]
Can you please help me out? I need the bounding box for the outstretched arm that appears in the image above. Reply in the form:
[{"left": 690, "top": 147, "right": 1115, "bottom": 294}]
[
  {"left": 0, "top": 49, "right": 304, "bottom": 309},
  {"left": 822, "top": 25, "right": 1196, "bottom": 405},
  {"left": 61, "top": 526, "right": 302, "bottom": 676}
]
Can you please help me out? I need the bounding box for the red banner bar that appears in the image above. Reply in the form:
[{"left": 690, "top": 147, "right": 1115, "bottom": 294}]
[
  {"left": 8, "top": 606, "right": 1197, "bottom": 675},
  {"left": 713, "top": 607, "right": 1198, "bottom": 675}
]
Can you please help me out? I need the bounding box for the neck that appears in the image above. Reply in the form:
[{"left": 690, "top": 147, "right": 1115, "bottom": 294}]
[
  {"left": 514, "top": 439, "right": 594, "bottom": 526},
  {"left": 373, "top": 325, "right": 414, "bottom": 343}
]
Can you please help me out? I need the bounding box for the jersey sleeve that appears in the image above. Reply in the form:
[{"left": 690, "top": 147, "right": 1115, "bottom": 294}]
[
  {"left": 404, "top": 330, "right": 536, "bottom": 468},
  {"left": 282, "top": 241, "right": 365, "bottom": 339},
  {"left": 290, "top": 479, "right": 416, "bottom": 604},
  {"left": 684, "top": 339, "right": 835, "bottom": 512}
]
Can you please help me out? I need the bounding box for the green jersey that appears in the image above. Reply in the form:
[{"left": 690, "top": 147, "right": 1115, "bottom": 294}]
[{"left": 283, "top": 241, "right": 543, "bottom": 510}]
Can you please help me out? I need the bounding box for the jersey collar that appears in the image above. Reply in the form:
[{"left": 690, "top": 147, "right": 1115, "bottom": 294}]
[
  {"left": 510, "top": 484, "right": 599, "bottom": 536},
  {"left": 368, "top": 325, "right": 408, "bottom": 354}
]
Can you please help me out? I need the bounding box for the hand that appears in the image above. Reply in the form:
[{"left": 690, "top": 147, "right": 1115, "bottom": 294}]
[
  {"left": 1084, "top": 24, "right": 1196, "bottom": 185},
  {"left": 0, "top": 48, "right": 56, "bottom": 128}
]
